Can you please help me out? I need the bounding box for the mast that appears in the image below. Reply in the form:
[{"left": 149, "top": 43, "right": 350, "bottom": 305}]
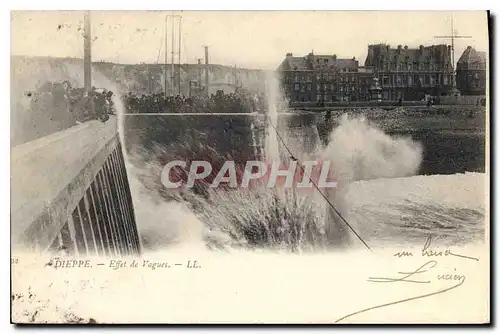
[
  {"left": 171, "top": 13, "right": 175, "bottom": 96},
  {"left": 164, "top": 15, "right": 168, "bottom": 97},
  {"left": 83, "top": 11, "right": 92, "bottom": 92},
  {"left": 204, "top": 45, "right": 209, "bottom": 96},
  {"left": 197, "top": 58, "right": 202, "bottom": 90},
  {"left": 178, "top": 16, "right": 182, "bottom": 95},
  {"left": 451, "top": 18, "right": 455, "bottom": 88},
  {"left": 434, "top": 16, "right": 472, "bottom": 90}
]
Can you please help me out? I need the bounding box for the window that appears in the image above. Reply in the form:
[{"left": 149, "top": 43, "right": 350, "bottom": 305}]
[
  {"left": 397, "top": 76, "right": 402, "bottom": 87},
  {"left": 341, "top": 76, "right": 345, "bottom": 82},
  {"left": 316, "top": 84, "right": 320, "bottom": 91},
  {"left": 294, "top": 83, "right": 300, "bottom": 92},
  {"left": 300, "top": 84, "right": 306, "bottom": 93},
  {"left": 294, "top": 75, "right": 299, "bottom": 82},
  {"left": 324, "top": 84, "right": 328, "bottom": 91},
  {"left": 316, "top": 94, "right": 321, "bottom": 102},
  {"left": 307, "top": 83, "right": 312, "bottom": 91},
  {"left": 408, "top": 76, "right": 413, "bottom": 86},
  {"left": 316, "top": 74, "right": 321, "bottom": 81},
  {"left": 330, "top": 84, "right": 334, "bottom": 90}
]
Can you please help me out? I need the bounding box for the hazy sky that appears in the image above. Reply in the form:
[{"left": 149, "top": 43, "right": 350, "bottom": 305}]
[{"left": 11, "top": 11, "right": 489, "bottom": 70}]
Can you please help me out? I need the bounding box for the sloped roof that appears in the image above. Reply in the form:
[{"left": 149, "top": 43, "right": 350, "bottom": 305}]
[
  {"left": 312, "top": 55, "right": 358, "bottom": 69},
  {"left": 458, "top": 46, "right": 487, "bottom": 64},
  {"left": 365, "top": 44, "right": 450, "bottom": 67},
  {"left": 276, "top": 56, "right": 309, "bottom": 71},
  {"left": 478, "top": 51, "right": 487, "bottom": 62},
  {"left": 277, "top": 53, "right": 357, "bottom": 71}
]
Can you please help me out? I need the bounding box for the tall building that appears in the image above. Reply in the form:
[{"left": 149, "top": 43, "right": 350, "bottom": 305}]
[
  {"left": 358, "top": 66, "right": 374, "bottom": 101},
  {"left": 364, "top": 44, "right": 454, "bottom": 101},
  {"left": 276, "top": 52, "right": 359, "bottom": 103},
  {"left": 456, "top": 46, "right": 487, "bottom": 96}
]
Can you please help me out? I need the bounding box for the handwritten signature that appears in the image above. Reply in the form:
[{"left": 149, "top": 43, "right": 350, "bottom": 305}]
[
  {"left": 335, "top": 235, "right": 479, "bottom": 323},
  {"left": 393, "top": 235, "right": 479, "bottom": 261}
]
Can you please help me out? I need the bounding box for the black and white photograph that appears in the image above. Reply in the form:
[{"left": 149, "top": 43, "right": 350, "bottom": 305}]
[{"left": 10, "top": 10, "right": 490, "bottom": 324}]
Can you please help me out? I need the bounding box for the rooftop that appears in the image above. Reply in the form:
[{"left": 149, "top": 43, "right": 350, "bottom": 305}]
[
  {"left": 277, "top": 52, "right": 358, "bottom": 71},
  {"left": 365, "top": 44, "right": 451, "bottom": 67},
  {"left": 458, "top": 46, "right": 487, "bottom": 65}
]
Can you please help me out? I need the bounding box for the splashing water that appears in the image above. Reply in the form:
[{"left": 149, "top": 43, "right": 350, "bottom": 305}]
[
  {"left": 121, "top": 72, "right": 424, "bottom": 252},
  {"left": 264, "top": 72, "right": 281, "bottom": 162},
  {"left": 16, "top": 61, "right": 424, "bottom": 252}
]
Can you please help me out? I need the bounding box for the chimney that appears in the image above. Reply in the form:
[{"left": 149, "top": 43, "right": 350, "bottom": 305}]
[
  {"left": 404, "top": 45, "right": 408, "bottom": 50},
  {"left": 419, "top": 45, "right": 424, "bottom": 53},
  {"left": 286, "top": 52, "right": 293, "bottom": 57},
  {"left": 332, "top": 54, "right": 337, "bottom": 60}
]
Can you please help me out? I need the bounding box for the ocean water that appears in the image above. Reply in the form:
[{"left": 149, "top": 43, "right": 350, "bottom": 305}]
[
  {"left": 11, "top": 68, "right": 487, "bottom": 323},
  {"left": 121, "top": 74, "right": 486, "bottom": 252}
]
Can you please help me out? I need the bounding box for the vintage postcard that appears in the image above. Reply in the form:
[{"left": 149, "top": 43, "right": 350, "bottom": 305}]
[{"left": 10, "top": 10, "right": 489, "bottom": 324}]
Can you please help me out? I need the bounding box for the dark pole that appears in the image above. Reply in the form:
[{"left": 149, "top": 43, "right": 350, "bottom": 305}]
[
  {"left": 178, "top": 16, "right": 182, "bottom": 95},
  {"left": 164, "top": 14, "right": 168, "bottom": 97},
  {"left": 84, "top": 11, "right": 92, "bottom": 92},
  {"left": 204, "top": 45, "right": 209, "bottom": 96}
]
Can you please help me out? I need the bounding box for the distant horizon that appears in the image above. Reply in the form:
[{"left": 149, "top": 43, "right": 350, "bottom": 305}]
[
  {"left": 11, "top": 38, "right": 488, "bottom": 71},
  {"left": 10, "top": 53, "right": 268, "bottom": 70},
  {"left": 11, "top": 11, "right": 488, "bottom": 70}
]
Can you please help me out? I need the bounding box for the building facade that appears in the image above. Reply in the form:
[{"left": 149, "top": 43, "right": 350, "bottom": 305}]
[
  {"left": 456, "top": 46, "right": 487, "bottom": 96},
  {"left": 358, "top": 66, "right": 374, "bottom": 101},
  {"left": 364, "top": 44, "right": 454, "bottom": 101},
  {"left": 277, "top": 52, "right": 359, "bottom": 103}
]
